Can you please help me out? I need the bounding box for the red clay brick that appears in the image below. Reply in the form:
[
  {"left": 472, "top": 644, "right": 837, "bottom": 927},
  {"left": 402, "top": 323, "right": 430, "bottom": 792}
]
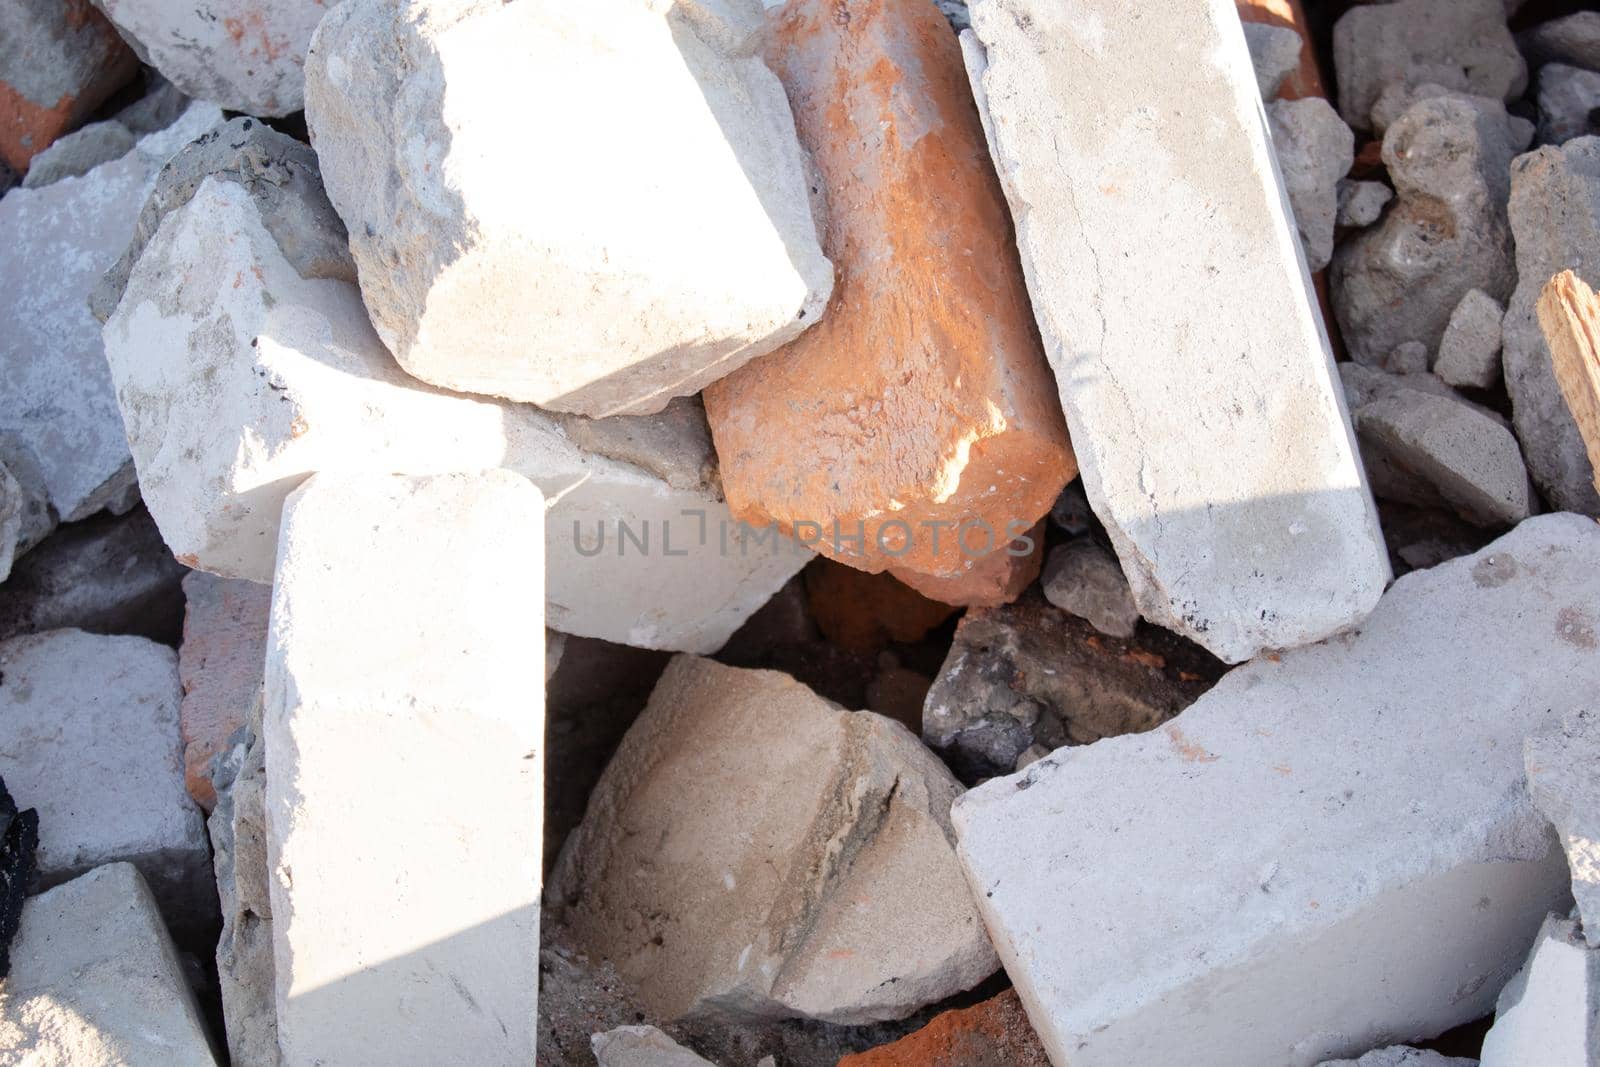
[{"left": 838, "top": 988, "right": 1051, "bottom": 1067}]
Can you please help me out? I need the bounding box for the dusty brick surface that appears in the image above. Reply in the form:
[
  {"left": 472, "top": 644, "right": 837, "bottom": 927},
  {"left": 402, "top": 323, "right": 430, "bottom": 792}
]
[
  {"left": 0, "top": 0, "right": 137, "bottom": 172},
  {"left": 178, "top": 571, "right": 271, "bottom": 811},
  {"left": 838, "top": 989, "right": 1051, "bottom": 1067},
  {"left": 703, "top": 0, "right": 1074, "bottom": 605}
]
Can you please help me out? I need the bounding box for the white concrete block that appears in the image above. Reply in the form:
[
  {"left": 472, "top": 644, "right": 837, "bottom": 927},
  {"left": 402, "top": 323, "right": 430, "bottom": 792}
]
[
  {"left": 962, "top": 0, "right": 1389, "bottom": 663},
  {"left": 0, "top": 864, "right": 217, "bottom": 1066},
  {"left": 0, "top": 629, "right": 210, "bottom": 932},
  {"left": 953, "top": 514, "right": 1598, "bottom": 1067},
  {"left": 1479, "top": 913, "right": 1599, "bottom": 1066},
  {"left": 265, "top": 471, "right": 544, "bottom": 1066},
  {"left": 304, "top": 0, "right": 832, "bottom": 417}
]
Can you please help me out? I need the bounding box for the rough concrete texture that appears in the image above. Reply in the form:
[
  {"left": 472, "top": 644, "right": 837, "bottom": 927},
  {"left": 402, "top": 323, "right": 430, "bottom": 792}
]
[
  {"left": 1317, "top": 1050, "right": 1478, "bottom": 1067},
  {"left": 1267, "top": 97, "right": 1354, "bottom": 272},
  {"left": 953, "top": 515, "right": 1599, "bottom": 1067},
  {"left": 1436, "top": 289, "right": 1506, "bottom": 389},
  {"left": 1526, "top": 708, "right": 1600, "bottom": 947},
  {"left": 0, "top": 0, "right": 137, "bottom": 172},
  {"left": 592, "top": 1026, "right": 718, "bottom": 1067},
  {"left": 1368, "top": 82, "right": 1536, "bottom": 149},
  {"left": 0, "top": 630, "right": 211, "bottom": 932},
  {"left": 1518, "top": 13, "right": 1600, "bottom": 73},
  {"left": 1503, "top": 138, "right": 1600, "bottom": 513},
  {"left": 836, "top": 989, "right": 1050, "bottom": 1067},
  {"left": 20, "top": 118, "right": 135, "bottom": 188},
  {"left": 1236, "top": 0, "right": 1327, "bottom": 102},
  {"left": 1478, "top": 912, "right": 1599, "bottom": 1065},
  {"left": 0, "top": 101, "right": 220, "bottom": 529},
  {"left": 0, "top": 864, "right": 217, "bottom": 1066},
  {"left": 304, "top": 0, "right": 830, "bottom": 417},
  {"left": 1337, "top": 178, "right": 1393, "bottom": 228},
  {"left": 550, "top": 655, "right": 998, "bottom": 1024},
  {"left": 1538, "top": 64, "right": 1600, "bottom": 147},
  {"left": 99, "top": 119, "right": 806, "bottom": 651},
  {"left": 1040, "top": 539, "right": 1141, "bottom": 638},
  {"left": 1386, "top": 342, "right": 1432, "bottom": 376},
  {"left": 0, "top": 506, "right": 188, "bottom": 646},
  {"left": 208, "top": 699, "right": 278, "bottom": 1067},
  {"left": 266, "top": 471, "right": 544, "bottom": 1065},
  {"left": 1332, "top": 93, "right": 1519, "bottom": 369},
  {"left": 704, "top": 0, "right": 1074, "bottom": 601},
  {"left": 963, "top": 0, "right": 1388, "bottom": 663},
  {"left": 922, "top": 591, "right": 1222, "bottom": 782},
  {"left": 179, "top": 571, "right": 271, "bottom": 812},
  {"left": 1332, "top": 0, "right": 1526, "bottom": 132},
  {"left": 92, "top": 0, "right": 334, "bottom": 117},
  {"left": 1244, "top": 21, "right": 1302, "bottom": 100},
  {"left": 1340, "top": 365, "right": 1532, "bottom": 527}
]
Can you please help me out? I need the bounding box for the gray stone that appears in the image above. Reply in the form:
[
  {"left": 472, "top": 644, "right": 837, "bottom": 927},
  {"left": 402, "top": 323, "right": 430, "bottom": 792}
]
[
  {"left": 1332, "top": 0, "right": 1526, "bottom": 132},
  {"left": 1503, "top": 138, "right": 1600, "bottom": 513},
  {"left": 1267, "top": 97, "right": 1355, "bottom": 272},
  {"left": 1040, "top": 539, "right": 1141, "bottom": 638},
  {"left": 1525, "top": 709, "right": 1600, "bottom": 948},
  {"left": 550, "top": 655, "right": 998, "bottom": 1024},
  {"left": 1245, "top": 21, "right": 1303, "bottom": 101},
  {"left": 1478, "top": 913, "right": 1600, "bottom": 1065},
  {"left": 0, "top": 631, "right": 211, "bottom": 935},
  {"left": 1386, "top": 341, "right": 1432, "bottom": 375},
  {"left": 0, "top": 864, "right": 217, "bottom": 1066},
  {"left": 1436, "top": 289, "right": 1506, "bottom": 389},
  {"left": 1537, "top": 64, "right": 1600, "bottom": 146},
  {"left": 1332, "top": 93, "right": 1518, "bottom": 368},
  {"left": 953, "top": 515, "right": 1596, "bottom": 1067},
  {"left": 1317, "top": 1049, "right": 1478, "bottom": 1067},
  {"left": 553, "top": 395, "right": 720, "bottom": 494},
  {"left": 1368, "top": 82, "right": 1533, "bottom": 146},
  {"left": 20, "top": 120, "right": 135, "bottom": 188},
  {"left": 1518, "top": 12, "right": 1600, "bottom": 73},
  {"left": 1337, "top": 179, "right": 1394, "bottom": 228},
  {"left": 593, "top": 1026, "right": 717, "bottom": 1067},
  {"left": 922, "top": 592, "right": 1220, "bottom": 782}
]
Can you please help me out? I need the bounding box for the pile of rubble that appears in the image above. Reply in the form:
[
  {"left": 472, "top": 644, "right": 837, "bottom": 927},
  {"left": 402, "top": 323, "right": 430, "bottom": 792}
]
[{"left": 1, "top": 0, "right": 1598, "bottom": 1063}]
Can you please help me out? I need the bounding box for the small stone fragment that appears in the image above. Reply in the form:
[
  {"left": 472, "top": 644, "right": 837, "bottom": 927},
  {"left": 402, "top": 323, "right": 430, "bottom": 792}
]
[
  {"left": 267, "top": 472, "right": 545, "bottom": 1065},
  {"left": 0, "top": 0, "right": 137, "bottom": 172},
  {"left": 1337, "top": 179, "right": 1394, "bottom": 228},
  {"left": 1525, "top": 708, "right": 1600, "bottom": 947},
  {"left": 837, "top": 988, "right": 1050, "bottom": 1067},
  {"left": 1040, "top": 540, "right": 1141, "bottom": 638},
  {"left": 1245, "top": 21, "right": 1303, "bottom": 100},
  {"left": 1518, "top": 12, "right": 1600, "bottom": 73},
  {"left": 1537, "top": 64, "right": 1600, "bottom": 146},
  {"left": 0, "top": 864, "right": 217, "bottom": 1066},
  {"left": 1478, "top": 913, "right": 1600, "bottom": 1065},
  {"left": 306, "top": 0, "right": 831, "bottom": 416},
  {"left": 592, "top": 1026, "right": 717, "bottom": 1067},
  {"left": 1267, "top": 97, "right": 1355, "bottom": 271},
  {"left": 1437, "top": 289, "right": 1506, "bottom": 389},
  {"left": 1332, "top": 92, "right": 1519, "bottom": 367},
  {"left": 178, "top": 571, "right": 271, "bottom": 812},
  {"left": 550, "top": 655, "right": 998, "bottom": 1024},
  {"left": 0, "top": 630, "right": 211, "bottom": 933},
  {"left": 1317, "top": 1050, "right": 1478, "bottom": 1067},
  {"left": 19, "top": 118, "right": 134, "bottom": 188},
  {"left": 1386, "top": 342, "right": 1432, "bottom": 375},
  {"left": 1236, "top": 0, "right": 1327, "bottom": 102},
  {"left": 1503, "top": 138, "right": 1600, "bottom": 512},
  {"left": 1332, "top": 0, "right": 1526, "bottom": 132},
  {"left": 953, "top": 515, "right": 1597, "bottom": 1067},
  {"left": 1539, "top": 271, "right": 1600, "bottom": 497},
  {"left": 0, "top": 775, "right": 39, "bottom": 980}
]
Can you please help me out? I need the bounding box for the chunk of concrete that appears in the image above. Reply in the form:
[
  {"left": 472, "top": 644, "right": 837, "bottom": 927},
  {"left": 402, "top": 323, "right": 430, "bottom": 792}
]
[
  {"left": 550, "top": 655, "right": 998, "bottom": 1024},
  {"left": 1518, "top": 13, "right": 1600, "bottom": 73},
  {"left": 1369, "top": 81, "right": 1536, "bottom": 147},
  {"left": 304, "top": 0, "right": 830, "bottom": 417},
  {"left": 91, "top": 0, "right": 335, "bottom": 117},
  {"left": 1040, "top": 539, "right": 1141, "bottom": 638},
  {"left": 1437, "top": 289, "right": 1506, "bottom": 389},
  {"left": 592, "top": 1026, "right": 717, "bottom": 1067},
  {"left": 1244, "top": 21, "right": 1303, "bottom": 101},
  {"left": 0, "top": 864, "right": 217, "bottom": 1066},
  {"left": 1332, "top": 0, "right": 1526, "bottom": 132},
  {"left": 99, "top": 118, "right": 808, "bottom": 652},
  {"left": 962, "top": 0, "right": 1388, "bottom": 663},
  {"left": 1337, "top": 179, "right": 1394, "bottom": 228},
  {"left": 1525, "top": 708, "right": 1600, "bottom": 947},
  {"left": 0, "top": 630, "right": 211, "bottom": 932},
  {"left": 266, "top": 471, "right": 544, "bottom": 1065},
  {"left": 1332, "top": 93, "right": 1519, "bottom": 368},
  {"left": 952, "top": 514, "right": 1597, "bottom": 1067},
  {"left": 20, "top": 118, "right": 135, "bottom": 188},
  {"left": 1503, "top": 138, "right": 1600, "bottom": 513},
  {"left": 1267, "top": 97, "right": 1354, "bottom": 272},
  {"left": 179, "top": 571, "right": 271, "bottom": 812},
  {"left": 1537, "top": 64, "right": 1600, "bottom": 147},
  {"left": 1317, "top": 1050, "right": 1478, "bottom": 1067},
  {"left": 0, "top": 0, "right": 137, "bottom": 172},
  {"left": 704, "top": 0, "right": 1074, "bottom": 602},
  {"left": 0, "top": 101, "right": 220, "bottom": 528},
  {"left": 1478, "top": 913, "right": 1599, "bottom": 1066}
]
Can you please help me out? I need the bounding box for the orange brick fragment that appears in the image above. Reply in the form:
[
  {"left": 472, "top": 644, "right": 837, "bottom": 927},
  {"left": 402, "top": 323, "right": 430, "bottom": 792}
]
[
  {"left": 1, "top": 0, "right": 137, "bottom": 172},
  {"left": 838, "top": 988, "right": 1051, "bottom": 1067},
  {"left": 178, "top": 571, "right": 271, "bottom": 810}
]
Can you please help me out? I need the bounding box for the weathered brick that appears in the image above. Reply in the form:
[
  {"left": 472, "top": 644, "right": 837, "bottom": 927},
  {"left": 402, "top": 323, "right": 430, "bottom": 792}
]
[{"left": 178, "top": 572, "right": 270, "bottom": 811}]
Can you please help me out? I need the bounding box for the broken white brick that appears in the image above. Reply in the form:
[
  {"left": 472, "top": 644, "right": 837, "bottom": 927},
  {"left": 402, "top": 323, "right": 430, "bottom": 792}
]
[
  {"left": 1526, "top": 708, "right": 1600, "bottom": 946},
  {"left": 1478, "top": 913, "right": 1599, "bottom": 1066},
  {"left": 953, "top": 514, "right": 1596, "bottom": 1067},
  {"left": 266, "top": 471, "right": 544, "bottom": 1065},
  {"left": 962, "top": 0, "right": 1388, "bottom": 663},
  {"left": 592, "top": 1026, "right": 717, "bottom": 1067}
]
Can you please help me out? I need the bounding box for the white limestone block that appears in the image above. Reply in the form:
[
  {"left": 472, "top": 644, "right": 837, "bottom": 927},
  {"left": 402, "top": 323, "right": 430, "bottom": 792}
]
[
  {"left": 0, "top": 864, "right": 218, "bottom": 1066},
  {"left": 1479, "top": 913, "right": 1599, "bottom": 1066},
  {"left": 304, "top": 0, "right": 832, "bottom": 417},
  {"left": 962, "top": 0, "right": 1389, "bottom": 664},
  {"left": 265, "top": 471, "right": 544, "bottom": 1066},
  {"left": 953, "top": 514, "right": 1599, "bottom": 1067}
]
